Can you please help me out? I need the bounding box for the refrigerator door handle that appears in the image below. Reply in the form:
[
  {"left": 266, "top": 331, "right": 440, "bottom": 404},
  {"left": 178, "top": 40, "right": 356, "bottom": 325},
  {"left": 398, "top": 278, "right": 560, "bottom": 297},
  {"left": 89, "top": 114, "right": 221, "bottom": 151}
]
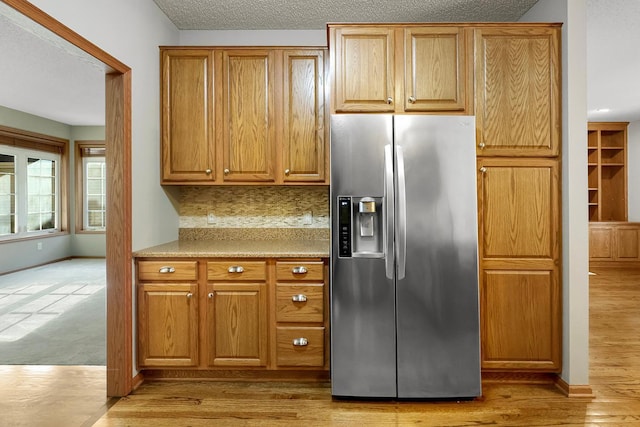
[
  {"left": 384, "top": 144, "right": 394, "bottom": 279},
  {"left": 396, "top": 145, "right": 407, "bottom": 280}
]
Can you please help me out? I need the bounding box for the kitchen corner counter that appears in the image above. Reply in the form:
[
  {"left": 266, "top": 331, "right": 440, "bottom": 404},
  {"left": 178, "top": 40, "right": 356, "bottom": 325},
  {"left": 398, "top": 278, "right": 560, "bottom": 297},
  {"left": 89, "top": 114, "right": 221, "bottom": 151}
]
[{"left": 133, "top": 239, "right": 330, "bottom": 258}]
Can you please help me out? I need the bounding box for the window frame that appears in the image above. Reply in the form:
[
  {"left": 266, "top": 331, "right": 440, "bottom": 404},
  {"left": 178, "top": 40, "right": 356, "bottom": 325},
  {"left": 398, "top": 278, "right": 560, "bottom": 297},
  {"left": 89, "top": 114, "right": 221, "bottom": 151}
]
[
  {"left": 0, "top": 125, "right": 69, "bottom": 243},
  {"left": 75, "top": 140, "right": 106, "bottom": 233}
]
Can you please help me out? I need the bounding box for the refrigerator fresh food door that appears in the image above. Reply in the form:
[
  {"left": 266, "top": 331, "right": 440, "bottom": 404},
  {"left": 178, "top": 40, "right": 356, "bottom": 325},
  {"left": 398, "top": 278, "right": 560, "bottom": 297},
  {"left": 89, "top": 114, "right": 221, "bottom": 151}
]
[
  {"left": 330, "top": 114, "right": 397, "bottom": 398},
  {"left": 394, "top": 115, "right": 481, "bottom": 398}
]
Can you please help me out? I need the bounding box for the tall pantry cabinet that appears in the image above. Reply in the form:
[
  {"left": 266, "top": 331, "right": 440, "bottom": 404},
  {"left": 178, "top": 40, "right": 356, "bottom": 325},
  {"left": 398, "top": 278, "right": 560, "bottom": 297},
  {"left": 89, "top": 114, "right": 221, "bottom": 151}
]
[{"left": 329, "top": 23, "right": 562, "bottom": 373}]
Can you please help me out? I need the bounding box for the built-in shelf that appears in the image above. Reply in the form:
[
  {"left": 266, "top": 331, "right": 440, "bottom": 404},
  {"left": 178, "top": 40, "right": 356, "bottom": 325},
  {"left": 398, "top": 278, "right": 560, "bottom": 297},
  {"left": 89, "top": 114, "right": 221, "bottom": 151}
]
[{"left": 587, "top": 122, "right": 628, "bottom": 222}]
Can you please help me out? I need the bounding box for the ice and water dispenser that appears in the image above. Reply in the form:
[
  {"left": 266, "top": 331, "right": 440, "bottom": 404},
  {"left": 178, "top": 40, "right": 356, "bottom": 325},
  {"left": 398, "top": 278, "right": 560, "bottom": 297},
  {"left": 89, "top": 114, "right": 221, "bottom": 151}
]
[{"left": 337, "top": 196, "right": 384, "bottom": 258}]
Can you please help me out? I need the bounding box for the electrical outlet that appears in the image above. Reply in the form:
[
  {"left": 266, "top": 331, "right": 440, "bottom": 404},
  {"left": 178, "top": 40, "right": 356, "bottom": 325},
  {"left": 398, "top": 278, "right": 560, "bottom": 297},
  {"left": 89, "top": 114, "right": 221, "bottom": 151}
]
[
  {"left": 37, "top": 242, "right": 42, "bottom": 250},
  {"left": 207, "top": 212, "right": 216, "bottom": 224},
  {"left": 302, "top": 211, "right": 313, "bottom": 225}
]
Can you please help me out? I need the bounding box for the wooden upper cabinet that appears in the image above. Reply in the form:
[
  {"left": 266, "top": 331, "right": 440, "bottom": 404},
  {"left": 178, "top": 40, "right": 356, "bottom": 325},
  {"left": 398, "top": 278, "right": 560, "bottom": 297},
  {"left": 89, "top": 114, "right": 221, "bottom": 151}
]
[
  {"left": 221, "top": 50, "right": 276, "bottom": 182},
  {"left": 160, "top": 47, "right": 328, "bottom": 185},
  {"left": 281, "top": 50, "right": 326, "bottom": 182},
  {"left": 475, "top": 26, "right": 561, "bottom": 157},
  {"left": 329, "top": 25, "right": 469, "bottom": 114},
  {"left": 161, "top": 49, "right": 215, "bottom": 182},
  {"left": 331, "top": 26, "right": 396, "bottom": 112},
  {"left": 404, "top": 27, "right": 467, "bottom": 112}
]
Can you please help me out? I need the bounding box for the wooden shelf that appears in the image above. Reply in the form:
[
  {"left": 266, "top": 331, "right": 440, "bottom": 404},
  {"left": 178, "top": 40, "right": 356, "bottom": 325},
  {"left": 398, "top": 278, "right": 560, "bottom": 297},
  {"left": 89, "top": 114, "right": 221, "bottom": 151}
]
[{"left": 587, "top": 122, "right": 628, "bottom": 222}]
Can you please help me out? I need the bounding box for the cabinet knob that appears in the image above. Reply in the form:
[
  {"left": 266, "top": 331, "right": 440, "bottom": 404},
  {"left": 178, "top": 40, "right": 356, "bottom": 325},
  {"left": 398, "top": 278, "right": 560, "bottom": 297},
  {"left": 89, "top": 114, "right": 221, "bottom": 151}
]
[
  {"left": 292, "top": 337, "right": 308, "bottom": 347},
  {"left": 408, "top": 96, "right": 416, "bottom": 103},
  {"left": 478, "top": 142, "right": 486, "bottom": 149},
  {"left": 479, "top": 166, "right": 487, "bottom": 173},
  {"left": 284, "top": 169, "right": 290, "bottom": 176},
  {"left": 386, "top": 97, "right": 393, "bottom": 105},
  {"left": 292, "top": 294, "right": 307, "bottom": 302},
  {"left": 158, "top": 266, "right": 175, "bottom": 274},
  {"left": 292, "top": 266, "right": 308, "bottom": 274},
  {"left": 228, "top": 265, "right": 244, "bottom": 273},
  {"left": 205, "top": 169, "right": 212, "bottom": 175},
  {"left": 208, "top": 292, "right": 214, "bottom": 299},
  {"left": 186, "top": 293, "right": 193, "bottom": 299},
  {"left": 224, "top": 168, "right": 230, "bottom": 175}
]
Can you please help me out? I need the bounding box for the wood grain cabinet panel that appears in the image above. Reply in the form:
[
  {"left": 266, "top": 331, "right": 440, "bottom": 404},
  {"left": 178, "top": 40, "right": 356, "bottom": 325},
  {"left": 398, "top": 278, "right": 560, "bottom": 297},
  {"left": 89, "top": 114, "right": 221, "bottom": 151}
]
[
  {"left": 404, "top": 27, "right": 467, "bottom": 112},
  {"left": 478, "top": 158, "right": 559, "bottom": 263},
  {"left": 331, "top": 26, "right": 396, "bottom": 112},
  {"left": 206, "top": 282, "right": 268, "bottom": 367},
  {"left": 221, "top": 50, "right": 276, "bottom": 182},
  {"left": 481, "top": 270, "right": 560, "bottom": 371},
  {"left": 276, "top": 283, "right": 324, "bottom": 323},
  {"left": 475, "top": 27, "right": 561, "bottom": 157},
  {"left": 276, "top": 326, "right": 325, "bottom": 367},
  {"left": 137, "top": 283, "right": 199, "bottom": 367},
  {"left": 282, "top": 50, "right": 326, "bottom": 182},
  {"left": 160, "top": 49, "right": 215, "bottom": 182}
]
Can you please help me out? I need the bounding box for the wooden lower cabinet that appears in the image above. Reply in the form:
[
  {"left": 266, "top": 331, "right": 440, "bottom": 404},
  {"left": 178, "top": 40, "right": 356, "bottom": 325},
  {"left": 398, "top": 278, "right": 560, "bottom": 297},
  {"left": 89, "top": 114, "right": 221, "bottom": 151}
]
[
  {"left": 589, "top": 222, "right": 640, "bottom": 264},
  {"left": 136, "top": 257, "right": 328, "bottom": 374},
  {"left": 480, "top": 269, "right": 561, "bottom": 371}
]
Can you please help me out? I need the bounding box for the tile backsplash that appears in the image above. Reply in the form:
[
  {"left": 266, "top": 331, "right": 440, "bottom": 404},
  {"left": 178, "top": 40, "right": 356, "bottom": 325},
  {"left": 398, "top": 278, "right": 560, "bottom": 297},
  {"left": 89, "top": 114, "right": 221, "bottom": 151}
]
[{"left": 179, "top": 186, "right": 330, "bottom": 231}]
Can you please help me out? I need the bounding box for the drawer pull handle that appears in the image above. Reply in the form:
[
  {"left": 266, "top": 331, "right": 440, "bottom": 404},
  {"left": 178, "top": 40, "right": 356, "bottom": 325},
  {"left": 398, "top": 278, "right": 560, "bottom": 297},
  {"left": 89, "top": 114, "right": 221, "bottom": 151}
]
[
  {"left": 292, "top": 266, "right": 308, "bottom": 274},
  {"left": 292, "top": 294, "right": 307, "bottom": 302},
  {"left": 158, "top": 266, "right": 175, "bottom": 274},
  {"left": 292, "top": 337, "right": 308, "bottom": 347},
  {"left": 186, "top": 293, "right": 193, "bottom": 299},
  {"left": 208, "top": 292, "right": 214, "bottom": 299},
  {"left": 228, "top": 266, "right": 244, "bottom": 273}
]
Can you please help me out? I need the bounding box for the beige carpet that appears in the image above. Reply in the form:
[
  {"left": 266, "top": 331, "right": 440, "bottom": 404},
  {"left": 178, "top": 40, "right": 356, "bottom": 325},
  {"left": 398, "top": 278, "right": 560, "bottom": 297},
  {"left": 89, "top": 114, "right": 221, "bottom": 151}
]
[{"left": 0, "top": 258, "right": 106, "bottom": 365}]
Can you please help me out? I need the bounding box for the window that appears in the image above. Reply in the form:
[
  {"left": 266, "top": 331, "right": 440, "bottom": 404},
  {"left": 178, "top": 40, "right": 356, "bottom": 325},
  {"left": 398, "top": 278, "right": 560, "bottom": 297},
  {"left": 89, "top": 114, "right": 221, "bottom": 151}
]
[
  {"left": 0, "top": 126, "right": 68, "bottom": 242},
  {"left": 75, "top": 141, "right": 106, "bottom": 233},
  {"left": 0, "top": 146, "right": 61, "bottom": 239}
]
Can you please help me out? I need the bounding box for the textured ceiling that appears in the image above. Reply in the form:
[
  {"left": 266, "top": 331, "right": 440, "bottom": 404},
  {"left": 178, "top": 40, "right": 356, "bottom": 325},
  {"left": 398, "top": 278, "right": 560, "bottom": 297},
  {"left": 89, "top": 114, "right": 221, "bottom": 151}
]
[
  {"left": 1, "top": 1, "right": 639, "bottom": 126},
  {"left": 152, "top": 0, "right": 539, "bottom": 30}
]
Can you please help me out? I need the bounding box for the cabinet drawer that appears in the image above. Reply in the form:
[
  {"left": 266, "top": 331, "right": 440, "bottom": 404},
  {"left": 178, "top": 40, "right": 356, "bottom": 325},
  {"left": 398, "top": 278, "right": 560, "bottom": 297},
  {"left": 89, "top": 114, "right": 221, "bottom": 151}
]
[
  {"left": 276, "top": 261, "right": 324, "bottom": 281},
  {"left": 276, "top": 284, "right": 324, "bottom": 323},
  {"left": 207, "top": 261, "right": 266, "bottom": 281},
  {"left": 138, "top": 260, "right": 198, "bottom": 281},
  {"left": 276, "top": 326, "right": 325, "bottom": 367}
]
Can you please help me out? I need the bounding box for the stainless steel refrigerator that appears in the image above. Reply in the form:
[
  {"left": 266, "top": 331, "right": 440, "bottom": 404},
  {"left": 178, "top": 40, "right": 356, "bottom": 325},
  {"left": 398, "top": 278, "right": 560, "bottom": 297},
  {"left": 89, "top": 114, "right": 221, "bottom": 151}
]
[{"left": 330, "top": 114, "right": 481, "bottom": 399}]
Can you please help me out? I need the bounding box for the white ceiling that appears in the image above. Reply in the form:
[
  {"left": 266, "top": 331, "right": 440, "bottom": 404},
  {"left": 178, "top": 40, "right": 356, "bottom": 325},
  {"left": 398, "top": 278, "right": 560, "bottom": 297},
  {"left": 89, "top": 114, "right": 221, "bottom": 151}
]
[{"left": 0, "top": 0, "right": 638, "bottom": 126}]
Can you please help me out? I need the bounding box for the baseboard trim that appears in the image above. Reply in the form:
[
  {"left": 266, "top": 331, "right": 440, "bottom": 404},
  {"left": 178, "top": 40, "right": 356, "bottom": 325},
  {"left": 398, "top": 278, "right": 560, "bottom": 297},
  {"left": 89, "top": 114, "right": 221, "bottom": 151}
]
[
  {"left": 0, "top": 256, "right": 72, "bottom": 276},
  {"left": 554, "top": 377, "right": 595, "bottom": 398}
]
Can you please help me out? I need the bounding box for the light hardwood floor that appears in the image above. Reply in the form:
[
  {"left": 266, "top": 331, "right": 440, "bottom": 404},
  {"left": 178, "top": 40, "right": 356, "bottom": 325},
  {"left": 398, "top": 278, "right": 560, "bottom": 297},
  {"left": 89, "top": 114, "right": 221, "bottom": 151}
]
[{"left": 2, "top": 267, "right": 639, "bottom": 426}]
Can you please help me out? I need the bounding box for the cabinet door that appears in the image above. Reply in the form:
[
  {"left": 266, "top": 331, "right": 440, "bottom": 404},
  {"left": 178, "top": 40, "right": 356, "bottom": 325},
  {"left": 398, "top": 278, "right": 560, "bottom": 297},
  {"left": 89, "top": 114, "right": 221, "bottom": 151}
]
[
  {"left": 221, "top": 50, "right": 276, "bottom": 182},
  {"left": 481, "top": 270, "right": 560, "bottom": 371},
  {"left": 615, "top": 226, "right": 640, "bottom": 261},
  {"left": 478, "top": 158, "right": 559, "bottom": 262},
  {"left": 137, "top": 283, "right": 199, "bottom": 367},
  {"left": 206, "top": 282, "right": 268, "bottom": 366},
  {"left": 477, "top": 158, "right": 561, "bottom": 371},
  {"left": 161, "top": 49, "right": 215, "bottom": 182},
  {"left": 282, "top": 49, "right": 326, "bottom": 183},
  {"left": 404, "top": 27, "right": 467, "bottom": 112},
  {"left": 331, "top": 27, "right": 395, "bottom": 112},
  {"left": 589, "top": 225, "right": 614, "bottom": 260},
  {"left": 475, "top": 27, "right": 560, "bottom": 157}
]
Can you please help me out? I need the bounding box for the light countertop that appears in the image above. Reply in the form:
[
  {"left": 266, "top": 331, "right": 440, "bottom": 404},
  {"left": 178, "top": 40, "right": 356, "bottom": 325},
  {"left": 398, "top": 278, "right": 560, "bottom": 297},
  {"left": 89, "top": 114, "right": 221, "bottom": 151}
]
[{"left": 133, "top": 239, "right": 330, "bottom": 258}]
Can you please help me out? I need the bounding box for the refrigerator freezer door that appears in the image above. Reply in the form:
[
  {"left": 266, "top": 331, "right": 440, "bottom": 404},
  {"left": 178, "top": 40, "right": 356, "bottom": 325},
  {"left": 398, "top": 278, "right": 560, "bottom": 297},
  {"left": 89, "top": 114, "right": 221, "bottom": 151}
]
[
  {"left": 330, "top": 115, "right": 397, "bottom": 397},
  {"left": 394, "top": 115, "right": 481, "bottom": 398}
]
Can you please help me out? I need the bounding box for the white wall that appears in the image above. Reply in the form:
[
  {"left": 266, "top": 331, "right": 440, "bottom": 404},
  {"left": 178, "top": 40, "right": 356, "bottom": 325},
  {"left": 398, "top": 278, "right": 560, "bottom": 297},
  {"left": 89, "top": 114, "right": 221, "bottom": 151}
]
[
  {"left": 628, "top": 120, "right": 640, "bottom": 220},
  {"left": 521, "top": 0, "right": 590, "bottom": 386},
  {"left": 28, "top": 0, "right": 181, "bottom": 252},
  {"left": 180, "top": 30, "right": 326, "bottom": 46}
]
